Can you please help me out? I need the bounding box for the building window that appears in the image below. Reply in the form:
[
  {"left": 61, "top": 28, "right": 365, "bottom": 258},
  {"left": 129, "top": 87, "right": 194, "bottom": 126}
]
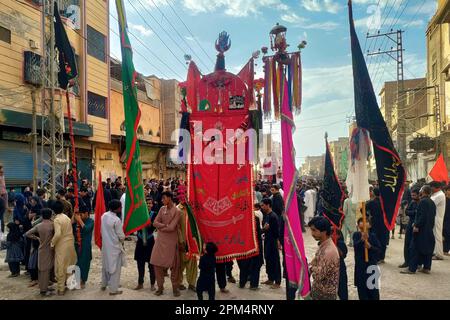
[
  {"left": 432, "top": 62, "right": 437, "bottom": 80},
  {"left": 87, "top": 25, "right": 106, "bottom": 62},
  {"left": 0, "top": 26, "right": 11, "bottom": 44},
  {"left": 88, "top": 91, "right": 107, "bottom": 118},
  {"left": 120, "top": 121, "right": 125, "bottom": 131}
]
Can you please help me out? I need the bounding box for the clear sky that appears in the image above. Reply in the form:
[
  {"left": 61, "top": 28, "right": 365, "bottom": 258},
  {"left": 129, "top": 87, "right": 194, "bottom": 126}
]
[{"left": 109, "top": 0, "right": 437, "bottom": 167}]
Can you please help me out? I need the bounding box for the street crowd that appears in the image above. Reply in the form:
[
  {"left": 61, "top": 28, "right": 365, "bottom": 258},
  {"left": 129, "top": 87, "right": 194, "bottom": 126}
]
[{"left": 0, "top": 164, "right": 449, "bottom": 300}]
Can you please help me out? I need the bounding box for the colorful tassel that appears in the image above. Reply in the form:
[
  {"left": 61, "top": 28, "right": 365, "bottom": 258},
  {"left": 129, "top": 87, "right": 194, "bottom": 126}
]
[
  {"left": 272, "top": 58, "right": 279, "bottom": 117},
  {"left": 298, "top": 53, "right": 302, "bottom": 114},
  {"left": 293, "top": 54, "right": 299, "bottom": 108}
]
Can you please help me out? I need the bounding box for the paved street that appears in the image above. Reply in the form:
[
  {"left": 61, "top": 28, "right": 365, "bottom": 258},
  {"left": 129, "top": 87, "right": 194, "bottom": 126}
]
[{"left": 1, "top": 228, "right": 449, "bottom": 300}]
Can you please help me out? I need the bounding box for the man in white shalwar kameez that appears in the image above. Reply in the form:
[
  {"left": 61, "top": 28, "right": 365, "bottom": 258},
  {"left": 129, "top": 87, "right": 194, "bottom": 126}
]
[
  {"left": 101, "top": 199, "right": 126, "bottom": 295},
  {"left": 430, "top": 181, "right": 446, "bottom": 260},
  {"left": 304, "top": 186, "right": 316, "bottom": 224}
]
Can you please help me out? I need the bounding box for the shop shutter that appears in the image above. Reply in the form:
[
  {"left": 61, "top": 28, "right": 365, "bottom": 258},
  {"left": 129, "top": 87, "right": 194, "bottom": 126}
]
[{"left": 0, "top": 141, "right": 33, "bottom": 187}]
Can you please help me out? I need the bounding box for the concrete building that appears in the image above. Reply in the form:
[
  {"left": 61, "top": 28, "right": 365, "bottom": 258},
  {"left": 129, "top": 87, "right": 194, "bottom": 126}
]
[
  {"left": 300, "top": 155, "right": 324, "bottom": 179},
  {"left": 328, "top": 137, "right": 349, "bottom": 180},
  {"left": 0, "top": 0, "right": 109, "bottom": 187},
  {"left": 424, "top": 0, "right": 450, "bottom": 181},
  {"left": 161, "top": 79, "right": 186, "bottom": 179},
  {"left": 379, "top": 78, "right": 429, "bottom": 180}
]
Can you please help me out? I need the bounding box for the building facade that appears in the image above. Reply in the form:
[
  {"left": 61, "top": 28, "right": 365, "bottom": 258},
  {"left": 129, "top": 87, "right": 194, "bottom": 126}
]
[
  {"left": 328, "top": 137, "right": 349, "bottom": 180},
  {"left": 300, "top": 155, "right": 324, "bottom": 179},
  {"left": 379, "top": 78, "right": 429, "bottom": 180},
  {"left": 0, "top": 0, "right": 184, "bottom": 189},
  {"left": 425, "top": 0, "right": 450, "bottom": 181},
  {"left": 0, "top": 0, "right": 109, "bottom": 188}
]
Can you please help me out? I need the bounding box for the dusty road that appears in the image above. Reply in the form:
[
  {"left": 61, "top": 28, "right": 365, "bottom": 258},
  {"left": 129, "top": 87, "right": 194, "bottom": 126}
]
[{"left": 0, "top": 228, "right": 449, "bottom": 300}]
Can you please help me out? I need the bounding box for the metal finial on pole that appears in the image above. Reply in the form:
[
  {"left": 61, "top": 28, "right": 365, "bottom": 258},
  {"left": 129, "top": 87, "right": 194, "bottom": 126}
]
[{"left": 325, "top": 132, "right": 328, "bottom": 141}]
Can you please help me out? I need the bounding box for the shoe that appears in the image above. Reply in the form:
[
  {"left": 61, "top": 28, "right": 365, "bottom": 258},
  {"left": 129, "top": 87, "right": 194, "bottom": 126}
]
[
  {"left": 179, "top": 284, "right": 187, "bottom": 290},
  {"left": 7, "top": 273, "right": 19, "bottom": 278},
  {"left": 173, "top": 289, "right": 181, "bottom": 297},
  {"left": 432, "top": 255, "right": 444, "bottom": 261},
  {"left": 270, "top": 284, "right": 281, "bottom": 289},
  {"left": 400, "top": 270, "right": 415, "bottom": 274},
  {"left": 134, "top": 284, "right": 144, "bottom": 290},
  {"left": 109, "top": 290, "right": 123, "bottom": 296},
  {"left": 154, "top": 289, "right": 163, "bottom": 296},
  {"left": 238, "top": 284, "right": 245, "bottom": 289},
  {"left": 444, "top": 252, "right": 450, "bottom": 256},
  {"left": 57, "top": 290, "right": 65, "bottom": 296},
  {"left": 188, "top": 285, "right": 196, "bottom": 292},
  {"left": 391, "top": 236, "right": 395, "bottom": 240},
  {"left": 28, "top": 281, "right": 38, "bottom": 287},
  {"left": 261, "top": 280, "right": 273, "bottom": 285},
  {"left": 398, "top": 263, "right": 408, "bottom": 268},
  {"left": 249, "top": 287, "right": 259, "bottom": 291},
  {"left": 377, "top": 260, "right": 385, "bottom": 265},
  {"left": 399, "top": 236, "right": 402, "bottom": 239},
  {"left": 150, "top": 285, "right": 156, "bottom": 291},
  {"left": 40, "top": 291, "right": 54, "bottom": 297},
  {"left": 47, "top": 287, "right": 55, "bottom": 292},
  {"left": 220, "top": 288, "right": 230, "bottom": 293},
  {"left": 101, "top": 286, "right": 107, "bottom": 291},
  {"left": 228, "top": 277, "right": 237, "bottom": 284},
  {"left": 419, "top": 269, "right": 431, "bottom": 274}
]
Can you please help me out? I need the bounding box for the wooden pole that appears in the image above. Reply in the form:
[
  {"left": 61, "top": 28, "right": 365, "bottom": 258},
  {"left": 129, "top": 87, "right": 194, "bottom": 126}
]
[
  {"left": 361, "top": 201, "right": 369, "bottom": 262},
  {"left": 31, "top": 89, "right": 38, "bottom": 193}
]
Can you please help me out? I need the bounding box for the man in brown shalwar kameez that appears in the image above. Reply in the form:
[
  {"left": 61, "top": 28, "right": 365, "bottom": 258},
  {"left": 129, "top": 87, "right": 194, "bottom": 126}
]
[
  {"left": 25, "top": 208, "right": 55, "bottom": 296},
  {"left": 308, "top": 216, "right": 340, "bottom": 300},
  {"left": 150, "top": 191, "right": 181, "bottom": 297}
]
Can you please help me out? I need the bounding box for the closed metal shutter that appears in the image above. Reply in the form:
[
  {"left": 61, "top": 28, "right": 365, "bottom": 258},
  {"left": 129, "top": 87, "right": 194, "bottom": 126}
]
[{"left": 0, "top": 140, "right": 33, "bottom": 187}]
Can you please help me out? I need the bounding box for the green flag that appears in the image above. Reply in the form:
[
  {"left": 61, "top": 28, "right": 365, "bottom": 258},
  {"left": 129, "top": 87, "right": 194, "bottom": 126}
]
[{"left": 115, "top": 0, "right": 149, "bottom": 235}]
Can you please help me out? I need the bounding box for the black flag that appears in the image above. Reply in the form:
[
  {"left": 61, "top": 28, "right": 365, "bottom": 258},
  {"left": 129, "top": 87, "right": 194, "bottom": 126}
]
[
  {"left": 320, "top": 137, "right": 344, "bottom": 229},
  {"left": 348, "top": 0, "right": 406, "bottom": 230},
  {"left": 54, "top": 2, "right": 78, "bottom": 89}
]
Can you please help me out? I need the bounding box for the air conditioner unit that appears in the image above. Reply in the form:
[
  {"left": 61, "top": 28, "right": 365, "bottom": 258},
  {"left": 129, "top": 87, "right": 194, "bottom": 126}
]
[
  {"left": 29, "top": 39, "right": 40, "bottom": 50},
  {"left": 24, "top": 51, "right": 42, "bottom": 87}
]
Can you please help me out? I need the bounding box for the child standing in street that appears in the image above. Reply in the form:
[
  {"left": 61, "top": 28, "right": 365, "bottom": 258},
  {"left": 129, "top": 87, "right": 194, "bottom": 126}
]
[
  {"left": 196, "top": 242, "right": 218, "bottom": 300},
  {"left": 5, "top": 222, "right": 24, "bottom": 277}
]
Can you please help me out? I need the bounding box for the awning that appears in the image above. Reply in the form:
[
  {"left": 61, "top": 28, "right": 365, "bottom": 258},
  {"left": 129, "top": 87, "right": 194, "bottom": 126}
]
[{"left": 0, "top": 109, "right": 93, "bottom": 137}]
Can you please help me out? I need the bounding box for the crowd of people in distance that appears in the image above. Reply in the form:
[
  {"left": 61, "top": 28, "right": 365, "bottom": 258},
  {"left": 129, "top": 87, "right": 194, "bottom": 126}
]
[{"left": 1, "top": 165, "right": 449, "bottom": 300}]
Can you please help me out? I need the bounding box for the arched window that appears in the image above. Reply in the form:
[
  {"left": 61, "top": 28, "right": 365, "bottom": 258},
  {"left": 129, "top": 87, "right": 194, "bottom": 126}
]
[
  {"left": 120, "top": 121, "right": 125, "bottom": 131},
  {"left": 137, "top": 126, "right": 143, "bottom": 135},
  {"left": 156, "top": 127, "right": 161, "bottom": 137}
]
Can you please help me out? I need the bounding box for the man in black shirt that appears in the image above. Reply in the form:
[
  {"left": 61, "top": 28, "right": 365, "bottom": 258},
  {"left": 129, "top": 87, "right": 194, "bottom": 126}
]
[{"left": 260, "top": 198, "right": 281, "bottom": 289}]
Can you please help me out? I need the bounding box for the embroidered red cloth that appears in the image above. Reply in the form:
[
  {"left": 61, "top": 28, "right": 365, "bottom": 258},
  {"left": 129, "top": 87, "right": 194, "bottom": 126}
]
[{"left": 186, "top": 65, "right": 258, "bottom": 261}]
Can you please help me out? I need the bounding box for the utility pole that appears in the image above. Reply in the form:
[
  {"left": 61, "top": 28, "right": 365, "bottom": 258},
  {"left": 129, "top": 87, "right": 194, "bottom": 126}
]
[
  {"left": 41, "top": 0, "right": 66, "bottom": 198},
  {"left": 367, "top": 30, "right": 406, "bottom": 163}
]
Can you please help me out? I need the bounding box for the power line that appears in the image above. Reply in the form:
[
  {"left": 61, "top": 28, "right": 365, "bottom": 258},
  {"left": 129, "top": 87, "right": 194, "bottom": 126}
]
[
  {"left": 87, "top": 8, "right": 182, "bottom": 80},
  {"left": 368, "top": 0, "right": 402, "bottom": 85},
  {"left": 108, "top": 12, "right": 184, "bottom": 79},
  {"left": 403, "top": 0, "right": 426, "bottom": 30},
  {"left": 109, "top": 27, "right": 174, "bottom": 79},
  {"left": 146, "top": 0, "right": 211, "bottom": 72},
  {"left": 163, "top": 0, "right": 215, "bottom": 65},
  {"left": 123, "top": 0, "right": 188, "bottom": 71}
]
